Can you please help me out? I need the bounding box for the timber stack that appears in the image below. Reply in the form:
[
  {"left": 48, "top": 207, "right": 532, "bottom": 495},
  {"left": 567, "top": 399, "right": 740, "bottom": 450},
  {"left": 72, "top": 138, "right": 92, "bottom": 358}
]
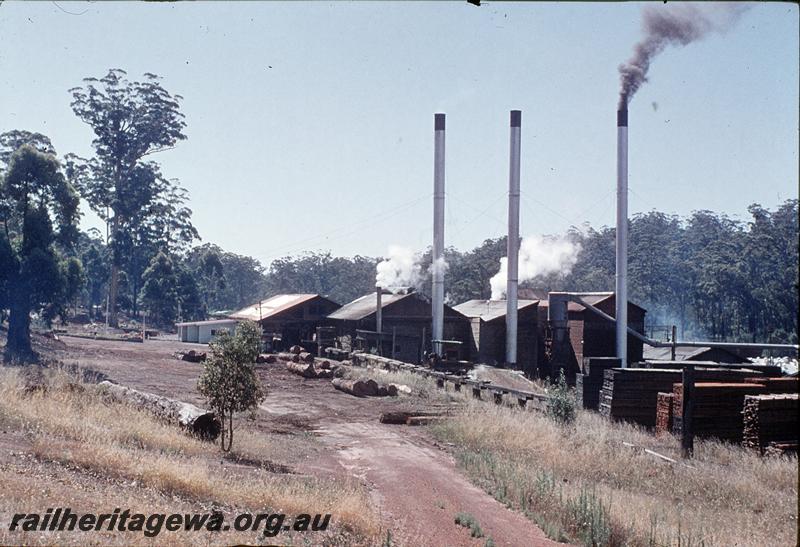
[
  {"left": 742, "top": 393, "right": 798, "bottom": 453},
  {"left": 576, "top": 357, "right": 619, "bottom": 410},
  {"left": 743, "top": 377, "right": 799, "bottom": 394},
  {"left": 655, "top": 392, "right": 674, "bottom": 435},
  {"left": 673, "top": 382, "right": 767, "bottom": 442},
  {"left": 599, "top": 368, "right": 767, "bottom": 427}
]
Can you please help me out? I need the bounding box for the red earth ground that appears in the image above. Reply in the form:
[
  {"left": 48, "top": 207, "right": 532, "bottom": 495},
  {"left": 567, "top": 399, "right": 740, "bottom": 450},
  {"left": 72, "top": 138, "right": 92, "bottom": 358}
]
[{"left": 8, "top": 334, "right": 561, "bottom": 547}]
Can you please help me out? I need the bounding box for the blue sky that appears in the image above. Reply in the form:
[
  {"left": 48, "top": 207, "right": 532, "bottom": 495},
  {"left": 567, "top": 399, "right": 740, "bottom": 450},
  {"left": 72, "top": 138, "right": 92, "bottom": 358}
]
[{"left": 0, "top": 1, "right": 797, "bottom": 265}]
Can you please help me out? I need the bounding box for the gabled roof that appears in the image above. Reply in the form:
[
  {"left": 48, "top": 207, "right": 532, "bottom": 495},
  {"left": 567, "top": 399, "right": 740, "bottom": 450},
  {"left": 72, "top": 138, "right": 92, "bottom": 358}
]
[
  {"left": 536, "top": 293, "right": 646, "bottom": 313},
  {"left": 644, "top": 345, "right": 746, "bottom": 362},
  {"left": 453, "top": 299, "right": 539, "bottom": 322},
  {"left": 228, "top": 294, "right": 336, "bottom": 321},
  {"left": 176, "top": 318, "right": 239, "bottom": 327},
  {"left": 327, "top": 292, "right": 414, "bottom": 321}
]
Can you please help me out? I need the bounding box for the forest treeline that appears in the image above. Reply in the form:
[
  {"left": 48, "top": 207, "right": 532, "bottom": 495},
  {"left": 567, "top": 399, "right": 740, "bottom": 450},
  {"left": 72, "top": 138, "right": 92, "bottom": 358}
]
[{"left": 1, "top": 69, "right": 797, "bottom": 361}]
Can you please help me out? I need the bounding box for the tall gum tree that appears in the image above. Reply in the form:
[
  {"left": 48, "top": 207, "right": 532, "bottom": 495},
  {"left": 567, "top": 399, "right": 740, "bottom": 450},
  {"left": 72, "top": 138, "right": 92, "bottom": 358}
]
[{"left": 68, "top": 69, "right": 186, "bottom": 327}]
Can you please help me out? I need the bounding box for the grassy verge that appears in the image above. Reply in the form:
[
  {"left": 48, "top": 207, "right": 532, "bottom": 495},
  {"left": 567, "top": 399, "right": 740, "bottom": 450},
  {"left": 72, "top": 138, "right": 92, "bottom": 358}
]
[
  {"left": 0, "top": 365, "right": 379, "bottom": 545},
  {"left": 429, "top": 394, "right": 798, "bottom": 546}
]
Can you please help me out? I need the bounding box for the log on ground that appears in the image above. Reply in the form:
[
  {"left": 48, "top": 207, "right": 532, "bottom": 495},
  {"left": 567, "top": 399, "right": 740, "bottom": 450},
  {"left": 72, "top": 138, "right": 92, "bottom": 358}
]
[{"left": 98, "top": 381, "right": 220, "bottom": 440}]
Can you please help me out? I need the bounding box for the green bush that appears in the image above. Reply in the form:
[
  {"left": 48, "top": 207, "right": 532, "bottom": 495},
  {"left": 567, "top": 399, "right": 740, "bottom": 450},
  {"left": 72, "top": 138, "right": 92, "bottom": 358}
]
[
  {"left": 454, "top": 512, "right": 484, "bottom": 538},
  {"left": 546, "top": 369, "right": 576, "bottom": 425}
]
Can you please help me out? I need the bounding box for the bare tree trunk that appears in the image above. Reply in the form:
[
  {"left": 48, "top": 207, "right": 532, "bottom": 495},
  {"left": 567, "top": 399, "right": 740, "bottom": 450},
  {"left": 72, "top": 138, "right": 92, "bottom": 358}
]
[{"left": 5, "top": 289, "right": 35, "bottom": 362}]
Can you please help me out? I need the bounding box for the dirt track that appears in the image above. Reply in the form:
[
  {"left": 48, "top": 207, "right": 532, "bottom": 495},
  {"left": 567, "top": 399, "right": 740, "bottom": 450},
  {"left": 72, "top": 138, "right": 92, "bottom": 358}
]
[{"left": 51, "top": 336, "right": 560, "bottom": 546}]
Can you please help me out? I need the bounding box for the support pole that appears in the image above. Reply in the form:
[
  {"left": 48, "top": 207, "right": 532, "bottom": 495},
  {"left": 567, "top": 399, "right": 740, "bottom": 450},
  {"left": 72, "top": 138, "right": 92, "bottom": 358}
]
[
  {"left": 681, "top": 364, "right": 694, "bottom": 458},
  {"left": 506, "top": 110, "right": 521, "bottom": 366}
]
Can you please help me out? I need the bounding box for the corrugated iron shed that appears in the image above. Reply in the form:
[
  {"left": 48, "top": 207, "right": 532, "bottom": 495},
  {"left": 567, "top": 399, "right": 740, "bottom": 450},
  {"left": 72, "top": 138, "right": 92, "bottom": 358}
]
[
  {"left": 228, "top": 294, "right": 334, "bottom": 321},
  {"left": 327, "top": 292, "right": 413, "bottom": 322},
  {"left": 453, "top": 299, "right": 539, "bottom": 323}
]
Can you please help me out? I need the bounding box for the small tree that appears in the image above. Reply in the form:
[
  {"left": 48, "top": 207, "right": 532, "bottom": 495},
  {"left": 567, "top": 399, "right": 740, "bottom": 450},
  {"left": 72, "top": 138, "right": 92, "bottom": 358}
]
[{"left": 197, "top": 321, "right": 265, "bottom": 451}]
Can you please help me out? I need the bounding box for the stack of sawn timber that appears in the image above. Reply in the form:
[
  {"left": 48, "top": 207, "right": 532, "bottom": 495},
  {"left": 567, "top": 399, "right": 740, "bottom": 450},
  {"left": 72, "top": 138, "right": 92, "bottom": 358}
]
[
  {"left": 672, "top": 382, "right": 771, "bottom": 442},
  {"left": 742, "top": 393, "right": 798, "bottom": 453},
  {"left": 599, "top": 367, "right": 765, "bottom": 427},
  {"left": 655, "top": 392, "right": 675, "bottom": 435},
  {"left": 576, "top": 357, "right": 620, "bottom": 410}
]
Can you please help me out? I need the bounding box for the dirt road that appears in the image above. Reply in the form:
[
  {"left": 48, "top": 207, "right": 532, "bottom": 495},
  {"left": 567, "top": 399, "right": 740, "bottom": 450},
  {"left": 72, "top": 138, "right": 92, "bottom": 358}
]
[{"left": 52, "top": 336, "right": 560, "bottom": 546}]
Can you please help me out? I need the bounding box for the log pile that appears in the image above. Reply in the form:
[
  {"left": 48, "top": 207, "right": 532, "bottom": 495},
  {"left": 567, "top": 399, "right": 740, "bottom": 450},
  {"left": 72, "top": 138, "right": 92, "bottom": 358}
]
[
  {"left": 599, "top": 368, "right": 766, "bottom": 427},
  {"left": 331, "top": 378, "right": 399, "bottom": 397},
  {"left": 655, "top": 392, "right": 675, "bottom": 435},
  {"left": 673, "top": 382, "right": 767, "bottom": 442},
  {"left": 332, "top": 378, "right": 379, "bottom": 397},
  {"left": 285, "top": 361, "right": 335, "bottom": 379},
  {"left": 742, "top": 393, "right": 798, "bottom": 452},
  {"left": 99, "top": 381, "right": 220, "bottom": 440},
  {"left": 277, "top": 351, "right": 314, "bottom": 364}
]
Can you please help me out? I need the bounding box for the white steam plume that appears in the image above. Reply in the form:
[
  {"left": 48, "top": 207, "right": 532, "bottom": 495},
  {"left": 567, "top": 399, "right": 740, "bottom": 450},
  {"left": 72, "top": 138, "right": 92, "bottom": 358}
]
[
  {"left": 489, "top": 235, "right": 581, "bottom": 300},
  {"left": 376, "top": 246, "right": 422, "bottom": 291}
]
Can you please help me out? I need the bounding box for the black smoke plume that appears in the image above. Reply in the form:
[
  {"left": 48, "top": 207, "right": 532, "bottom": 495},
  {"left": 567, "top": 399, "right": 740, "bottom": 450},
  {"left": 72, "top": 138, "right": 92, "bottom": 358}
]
[{"left": 619, "top": 3, "right": 748, "bottom": 108}]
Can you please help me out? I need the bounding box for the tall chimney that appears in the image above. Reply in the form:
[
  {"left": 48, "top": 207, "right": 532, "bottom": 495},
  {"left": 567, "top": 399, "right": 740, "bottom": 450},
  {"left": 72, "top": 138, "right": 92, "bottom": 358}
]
[
  {"left": 616, "top": 98, "right": 628, "bottom": 367},
  {"left": 375, "top": 286, "right": 383, "bottom": 335},
  {"left": 506, "top": 110, "right": 521, "bottom": 366},
  {"left": 432, "top": 113, "right": 446, "bottom": 356}
]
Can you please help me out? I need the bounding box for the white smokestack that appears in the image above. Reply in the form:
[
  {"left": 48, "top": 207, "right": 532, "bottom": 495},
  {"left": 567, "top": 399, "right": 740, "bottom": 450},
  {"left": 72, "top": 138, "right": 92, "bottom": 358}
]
[
  {"left": 616, "top": 102, "right": 629, "bottom": 367},
  {"left": 432, "top": 113, "right": 446, "bottom": 356},
  {"left": 490, "top": 235, "right": 581, "bottom": 300},
  {"left": 506, "top": 110, "right": 521, "bottom": 366}
]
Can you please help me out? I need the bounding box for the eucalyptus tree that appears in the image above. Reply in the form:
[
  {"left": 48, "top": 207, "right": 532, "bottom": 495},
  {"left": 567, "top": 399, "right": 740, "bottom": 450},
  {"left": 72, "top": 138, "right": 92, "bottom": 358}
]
[
  {"left": 67, "top": 69, "right": 186, "bottom": 326},
  {"left": 0, "top": 144, "right": 80, "bottom": 361}
]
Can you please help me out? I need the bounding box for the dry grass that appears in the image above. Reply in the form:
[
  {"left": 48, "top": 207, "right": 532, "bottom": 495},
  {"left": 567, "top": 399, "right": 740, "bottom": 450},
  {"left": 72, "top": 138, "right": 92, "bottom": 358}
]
[
  {"left": 0, "top": 366, "right": 380, "bottom": 544},
  {"left": 430, "top": 396, "right": 798, "bottom": 546}
]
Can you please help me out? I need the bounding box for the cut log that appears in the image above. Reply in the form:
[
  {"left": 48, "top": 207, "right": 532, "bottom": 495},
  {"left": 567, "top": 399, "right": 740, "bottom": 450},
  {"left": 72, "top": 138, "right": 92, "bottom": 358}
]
[
  {"left": 286, "top": 362, "right": 316, "bottom": 378},
  {"left": 298, "top": 351, "right": 315, "bottom": 364},
  {"left": 179, "top": 350, "right": 207, "bottom": 363},
  {"left": 331, "top": 378, "right": 379, "bottom": 397},
  {"left": 289, "top": 345, "right": 304, "bottom": 355},
  {"left": 380, "top": 410, "right": 441, "bottom": 424},
  {"left": 277, "top": 352, "right": 300, "bottom": 363},
  {"left": 98, "top": 381, "right": 220, "bottom": 440},
  {"left": 315, "top": 359, "right": 332, "bottom": 370},
  {"left": 256, "top": 354, "right": 277, "bottom": 364}
]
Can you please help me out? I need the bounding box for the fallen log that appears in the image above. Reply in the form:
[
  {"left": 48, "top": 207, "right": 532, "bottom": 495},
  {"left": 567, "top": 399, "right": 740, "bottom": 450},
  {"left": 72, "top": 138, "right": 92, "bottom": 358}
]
[
  {"left": 277, "top": 352, "right": 300, "bottom": 363},
  {"left": 331, "top": 378, "right": 379, "bottom": 397},
  {"left": 380, "top": 410, "right": 442, "bottom": 424},
  {"left": 256, "top": 354, "right": 277, "bottom": 364},
  {"left": 289, "top": 345, "right": 304, "bottom": 355},
  {"left": 315, "top": 358, "right": 332, "bottom": 370},
  {"left": 377, "top": 384, "right": 399, "bottom": 397},
  {"left": 286, "top": 362, "right": 316, "bottom": 378},
  {"left": 176, "top": 350, "right": 206, "bottom": 363},
  {"left": 391, "top": 383, "right": 412, "bottom": 395},
  {"left": 298, "top": 351, "right": 315, "bottom": 364},
  {"left": 98, "top": 381, "right": 220, "bottom": 440}
]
